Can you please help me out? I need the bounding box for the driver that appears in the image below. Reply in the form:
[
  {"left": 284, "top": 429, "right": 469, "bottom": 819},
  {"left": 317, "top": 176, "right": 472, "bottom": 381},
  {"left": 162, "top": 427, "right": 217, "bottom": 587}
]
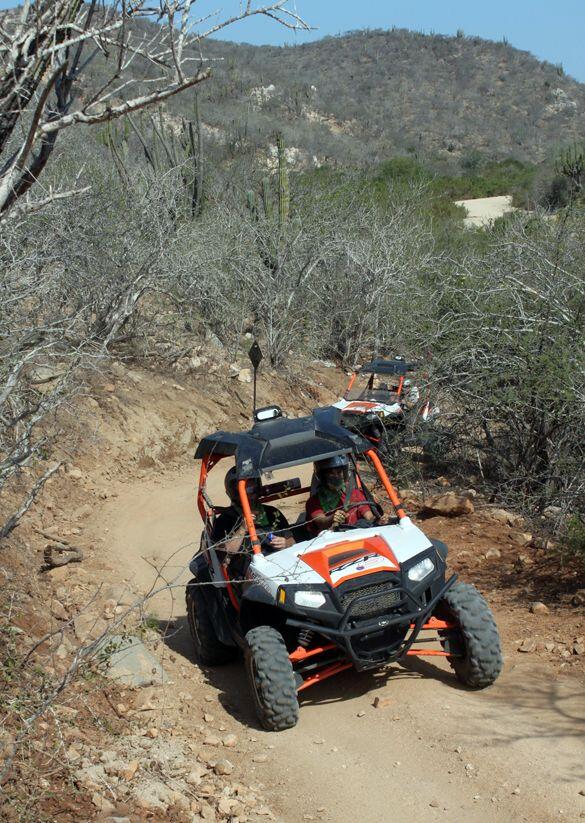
[
  {"left": 211, "top": 467, "right": 294, "bottom": 556},
  {"left": 305, "top": 455, "right": 386, "bottom": 536}
]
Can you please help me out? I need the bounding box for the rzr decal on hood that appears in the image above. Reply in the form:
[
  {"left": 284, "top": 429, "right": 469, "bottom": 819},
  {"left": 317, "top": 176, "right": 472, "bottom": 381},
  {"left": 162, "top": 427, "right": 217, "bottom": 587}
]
[{"left": 300, "top": 535, "right": 399, "bottom": 587}]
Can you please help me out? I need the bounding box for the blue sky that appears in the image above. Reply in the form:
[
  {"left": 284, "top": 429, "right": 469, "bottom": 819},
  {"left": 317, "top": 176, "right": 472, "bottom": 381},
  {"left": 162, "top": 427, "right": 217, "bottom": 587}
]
[{"left": 2, "top": 1, "right": 584, "bottom": 81}]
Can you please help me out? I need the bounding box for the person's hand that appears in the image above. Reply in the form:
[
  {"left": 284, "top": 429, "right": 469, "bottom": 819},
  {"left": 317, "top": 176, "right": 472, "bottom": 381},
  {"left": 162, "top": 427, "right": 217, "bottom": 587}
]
[
  {"left": 269, "top": 535, "right": 287, "bottom": 550},
  {"left": 332, "top": 509, "right": 347, "bottom": 527}
]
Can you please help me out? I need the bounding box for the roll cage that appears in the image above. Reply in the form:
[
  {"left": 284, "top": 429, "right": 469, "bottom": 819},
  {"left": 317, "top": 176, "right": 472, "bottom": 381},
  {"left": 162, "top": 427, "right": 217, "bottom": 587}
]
[
  {"left": 344, "top": 357, "right": 419, "bottom": 401},
  {"left": 194, "top": 407, "right": 406, "bottom": 550}
]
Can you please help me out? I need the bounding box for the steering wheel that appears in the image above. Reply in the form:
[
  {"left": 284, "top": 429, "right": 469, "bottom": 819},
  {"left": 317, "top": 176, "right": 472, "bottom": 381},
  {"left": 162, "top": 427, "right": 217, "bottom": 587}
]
[{"left": 331, "top": 500, "right": 381, "bottom": 532}]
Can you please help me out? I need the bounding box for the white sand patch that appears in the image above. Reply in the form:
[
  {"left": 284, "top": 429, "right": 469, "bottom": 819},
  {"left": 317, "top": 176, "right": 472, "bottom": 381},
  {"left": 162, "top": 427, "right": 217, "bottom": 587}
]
[{"left": 455, "top": 194, "right": 516, "bottom": 227}]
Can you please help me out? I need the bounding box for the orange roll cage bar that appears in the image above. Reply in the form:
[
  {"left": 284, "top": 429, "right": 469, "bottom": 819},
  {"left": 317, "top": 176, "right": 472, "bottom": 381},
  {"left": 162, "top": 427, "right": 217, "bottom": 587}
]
[{"left": 197, "top": 448, "right": 407, "bottom": 555}]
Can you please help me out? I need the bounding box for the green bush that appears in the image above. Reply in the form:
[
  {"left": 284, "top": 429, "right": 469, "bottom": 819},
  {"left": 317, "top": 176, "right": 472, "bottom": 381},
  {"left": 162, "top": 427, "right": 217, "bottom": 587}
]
[{"left": 565, "top": 515, "right": 585, "bottom": 556}]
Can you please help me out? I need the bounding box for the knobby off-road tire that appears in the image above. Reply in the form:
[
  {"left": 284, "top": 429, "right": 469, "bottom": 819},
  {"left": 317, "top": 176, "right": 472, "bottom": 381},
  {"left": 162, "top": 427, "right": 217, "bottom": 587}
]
[
  {"left": 185, "top": 578, "right": 236, "bottom": 666},
  {"left": 436, "top": 581, "right": 503, "bottom": 688},
  {"left": 245, "top": 626, "right": 299, "bottom": 731}
]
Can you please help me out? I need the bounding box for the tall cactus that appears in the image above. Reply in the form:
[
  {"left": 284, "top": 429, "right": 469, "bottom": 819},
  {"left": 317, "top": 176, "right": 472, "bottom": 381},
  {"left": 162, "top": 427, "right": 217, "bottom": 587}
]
[
  {"left": 102, "top": 100, "right": 204, "bottom": 221},
  {"left": 246, "top": 132, "right": 289, "bottom": 227},
  {"left": 244, "top": 133, "right": 292, "bottom": 279},
  {"left": 276, "top": 132, "right": 290, "bottom": 226}
]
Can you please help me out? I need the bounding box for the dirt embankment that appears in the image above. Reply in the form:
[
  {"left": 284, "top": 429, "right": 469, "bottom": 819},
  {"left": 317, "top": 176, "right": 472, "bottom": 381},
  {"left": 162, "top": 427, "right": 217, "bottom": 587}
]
[{"left": 1, "top": 358, "right": 584, "bottom": 822}]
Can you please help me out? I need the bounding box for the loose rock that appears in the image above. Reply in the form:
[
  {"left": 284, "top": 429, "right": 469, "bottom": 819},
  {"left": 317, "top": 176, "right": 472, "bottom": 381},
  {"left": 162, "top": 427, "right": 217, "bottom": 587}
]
[
  {"left": 530, "top": 602, "right": 550, "bottom": 615},
  {"left": 91, "top": 793, "right": 116, "bottom": 815},
  {"left": 511, "top": 532, "right": 533, "bottom": 547},
  {"left": 214, "top": 759, "right": 234, "bottom": 775},
  {"left": 49, "top": 599, "right": 69, "bottom": 621},
  {"left": 489, "top": 508, "right": 522, "bottom": 526},
  {"left": 518, "top": 638, "right": 537, "bottom": 653},
  {"left": 421, "top": 492, "right": 474, "bottom": 517}
]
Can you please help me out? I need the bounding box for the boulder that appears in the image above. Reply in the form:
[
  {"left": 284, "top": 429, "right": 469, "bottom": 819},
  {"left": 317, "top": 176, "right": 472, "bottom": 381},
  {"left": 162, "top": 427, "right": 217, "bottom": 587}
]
[
  {"left": 484, "top": 548, "right": 501, "bottom": 560},
  {"left": 98, "top": 635, "right": 166, "bottom": 688},
  {"left": 237, "top": 368, "right": 252, "bottom": 384},
  {"left": 421, "top": 492, "right": 474, "bottom": 517}
]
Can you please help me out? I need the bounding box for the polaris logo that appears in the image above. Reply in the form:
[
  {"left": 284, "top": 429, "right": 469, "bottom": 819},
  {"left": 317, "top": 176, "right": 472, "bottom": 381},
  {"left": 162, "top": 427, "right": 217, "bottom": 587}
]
[{"left": 378, "top": 619, "right": 389, "bottom": 627}]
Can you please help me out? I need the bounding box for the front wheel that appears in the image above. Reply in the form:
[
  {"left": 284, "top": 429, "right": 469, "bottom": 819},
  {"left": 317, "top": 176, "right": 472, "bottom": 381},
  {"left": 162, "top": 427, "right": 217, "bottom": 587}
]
[
  {"left": 185, "top": 578, "right": 237, "bottom": 666},
  {"left": 435, "top": 582, "right": 503, "bottom": 688},
  {"left": 245, "top": 626, "right": 299, "bottom": 731}
]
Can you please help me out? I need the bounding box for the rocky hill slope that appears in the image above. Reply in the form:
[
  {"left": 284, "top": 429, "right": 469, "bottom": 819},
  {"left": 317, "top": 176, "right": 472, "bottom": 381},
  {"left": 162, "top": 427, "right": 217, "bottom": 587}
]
[{"left": 149, "top": 28, "right": 585, "bottom": 167}]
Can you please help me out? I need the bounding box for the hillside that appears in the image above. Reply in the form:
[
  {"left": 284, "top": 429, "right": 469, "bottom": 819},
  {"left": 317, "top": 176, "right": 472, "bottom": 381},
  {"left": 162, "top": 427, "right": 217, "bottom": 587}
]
[{"left": 151, "top": 28, "right": 585, "bottom": 168}]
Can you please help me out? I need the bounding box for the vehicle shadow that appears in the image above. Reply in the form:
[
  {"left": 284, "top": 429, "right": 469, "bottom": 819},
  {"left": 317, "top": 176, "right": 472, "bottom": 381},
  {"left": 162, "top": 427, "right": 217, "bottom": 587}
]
[{"left": 157, "top": 616, "right": 464, "bottom": 727}]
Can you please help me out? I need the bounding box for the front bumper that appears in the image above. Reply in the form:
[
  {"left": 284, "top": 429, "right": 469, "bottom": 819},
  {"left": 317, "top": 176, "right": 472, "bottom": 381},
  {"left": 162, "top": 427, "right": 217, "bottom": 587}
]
[{"left": 286, "top": 573, "right": 457, "bottom": 671}]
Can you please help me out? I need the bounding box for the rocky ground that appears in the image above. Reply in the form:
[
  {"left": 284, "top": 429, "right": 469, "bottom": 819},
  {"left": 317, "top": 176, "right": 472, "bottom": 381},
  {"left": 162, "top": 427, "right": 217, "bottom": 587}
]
[{"left": 1, "top": 354, "right": 584, "bottom": 822}]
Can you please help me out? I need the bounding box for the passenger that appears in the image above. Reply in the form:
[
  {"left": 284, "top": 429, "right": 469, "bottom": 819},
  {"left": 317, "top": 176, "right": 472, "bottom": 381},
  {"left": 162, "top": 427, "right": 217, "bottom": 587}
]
[
  {"left": 305, "top": 455, "right": 388, "bottom": 536},
  {"left": 211, "top": 467, "right": 294, "bottom": 555}
]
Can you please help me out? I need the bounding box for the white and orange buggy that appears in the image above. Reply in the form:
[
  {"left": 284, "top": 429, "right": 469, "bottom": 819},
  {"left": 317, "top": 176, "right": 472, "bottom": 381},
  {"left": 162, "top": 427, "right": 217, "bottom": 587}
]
[
  {"left": 186, "top": 406, "right": 502, "bottom": 731},
  {"left": 334, "top": 356, "right": 438, "bottom": 458}
]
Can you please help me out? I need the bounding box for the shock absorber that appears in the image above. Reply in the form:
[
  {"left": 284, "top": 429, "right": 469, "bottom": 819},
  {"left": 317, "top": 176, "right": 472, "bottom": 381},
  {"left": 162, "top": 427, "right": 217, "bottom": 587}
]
[{"left": 298, "top": 628, "right": 314, "bottom": 648}]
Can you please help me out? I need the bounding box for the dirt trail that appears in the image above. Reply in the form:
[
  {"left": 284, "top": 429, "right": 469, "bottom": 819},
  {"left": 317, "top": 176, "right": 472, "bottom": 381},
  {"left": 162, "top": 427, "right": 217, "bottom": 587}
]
[{"left": 96, "top": 461, "right": 585, "bottom": 823}]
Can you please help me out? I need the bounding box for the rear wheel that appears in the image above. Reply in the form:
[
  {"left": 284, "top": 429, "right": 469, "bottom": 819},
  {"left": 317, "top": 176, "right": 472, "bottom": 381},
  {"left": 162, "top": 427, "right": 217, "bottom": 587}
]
[
  {"left": 435, "top": 582, "right": 503, "bottom": 688},
  {"left": 245, "top": 626, "right": 299, "bottom": 731},
  {"left": 185, "top": 578, "right": 237, "bottom": 665}
]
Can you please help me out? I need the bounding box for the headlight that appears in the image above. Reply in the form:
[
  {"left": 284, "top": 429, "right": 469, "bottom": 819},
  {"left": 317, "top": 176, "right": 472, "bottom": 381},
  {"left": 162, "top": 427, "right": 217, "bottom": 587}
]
[
  {"left": 294, "top": 591, "right": 326, "bottom": 608},
  {"left": 407, "top": 557, "right": 435, "bottom": 582}
]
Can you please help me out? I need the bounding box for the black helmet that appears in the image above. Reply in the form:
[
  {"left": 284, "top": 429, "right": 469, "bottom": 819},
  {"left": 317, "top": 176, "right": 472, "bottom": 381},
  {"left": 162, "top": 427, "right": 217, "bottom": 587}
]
[
  {"left": 316, "top": 454, "right": 349, "bottom": 472},
  {"left": 315, "top": 454, "right": 349, "bottom": 491},
  {"left": 224, "top": 466, "right": 239, "bottom": 502},
  {"left": 224, "top": 466, "right": 261, "bottom": 503}
]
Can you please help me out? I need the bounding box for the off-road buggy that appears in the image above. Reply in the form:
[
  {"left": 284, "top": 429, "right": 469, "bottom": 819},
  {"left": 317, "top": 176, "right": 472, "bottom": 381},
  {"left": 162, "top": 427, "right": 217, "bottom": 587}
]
[
  {"left": 334, "top": 357, "right": 438, "bottom": 461},
  {"left": 186, "top": 406, "right": 502, "bottom": 731}
]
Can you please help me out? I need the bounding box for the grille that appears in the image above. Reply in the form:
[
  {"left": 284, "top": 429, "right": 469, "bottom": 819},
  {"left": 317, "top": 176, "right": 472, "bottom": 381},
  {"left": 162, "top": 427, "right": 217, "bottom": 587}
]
[{"left": 339, "top": 581, "right": 401, "bottom": 620}]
